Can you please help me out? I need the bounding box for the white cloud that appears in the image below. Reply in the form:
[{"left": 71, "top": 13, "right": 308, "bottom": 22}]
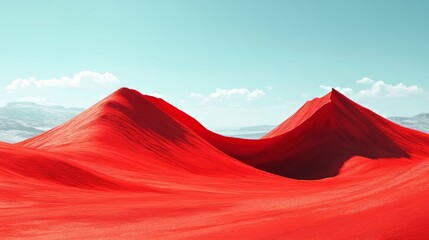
[
  {"left": 356, "top": 77, "right": 374, "bottom": 84},
  {"left": 320, "top": 77, "right": 424, "bottom": 98},
  {"left": 208, "top": 88, "right": 248, "bottom": 99},
  {"left": 5, "top": 71, "right": 119, "bottom": 91},
  {"left": 191, "top": 88, "right": 265, "bottom": 104},
  {"left": 208, "top": 88, "right": 265, "bottom": 100},
  {"left": 320, "top": 85, "right": 354, "bottom": 95},
  {"left": 152, "top": 93, "right": 164, "bottom": 99},
  {"left": 246, "top": 89, "right": 265, "bottom": 99},
  {"left": 357, "top": 78, "right": 423, "bottom": 97}
]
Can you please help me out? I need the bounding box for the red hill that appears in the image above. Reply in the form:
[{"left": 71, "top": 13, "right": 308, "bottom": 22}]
[
  {"left": 144, "top": 88, "right": 429, "bottom": 179},
  {"left": 20, "top": 88, "right": 266, "bottom": 178}
]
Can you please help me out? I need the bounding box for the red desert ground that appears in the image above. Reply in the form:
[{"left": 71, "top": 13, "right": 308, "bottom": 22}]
[{"left": 1, "top": 87, "right": 429, "bottom": 239}]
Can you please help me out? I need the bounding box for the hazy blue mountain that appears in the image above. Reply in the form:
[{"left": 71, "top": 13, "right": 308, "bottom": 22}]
[
  {"left": 0, "top": 102, "right": 83, "bottom": 143},
  {"left": 389, "top": 113, "right": 429, "bottom": 133},
  {"left": 216, "top": 125, "right": 276, "bottom": 139}
]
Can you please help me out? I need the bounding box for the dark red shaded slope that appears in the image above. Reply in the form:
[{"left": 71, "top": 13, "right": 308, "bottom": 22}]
[{"left": 145, "top": 89, "right": 429, "bottom": 179}]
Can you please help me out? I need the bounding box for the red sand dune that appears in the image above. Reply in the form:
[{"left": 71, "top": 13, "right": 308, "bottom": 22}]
[{"left": 1, "top": 87, "right": 429, "bottom": 239}]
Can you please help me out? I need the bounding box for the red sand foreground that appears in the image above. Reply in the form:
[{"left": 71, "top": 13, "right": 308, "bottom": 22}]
[{"left": 1, "top": 88, "right": 429, "bottom": 239}]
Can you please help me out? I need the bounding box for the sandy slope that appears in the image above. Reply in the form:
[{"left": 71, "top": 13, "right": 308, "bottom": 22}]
[{"left": 1, "top": 88, "right": 429, "bottom": 239}]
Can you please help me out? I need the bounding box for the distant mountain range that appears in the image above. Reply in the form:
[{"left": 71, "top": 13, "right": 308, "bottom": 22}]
[
  {"left": 388, "top": 114, "right": 429, "bottom": 134},
  {"left": 0, "top": 102, "right": 83, "bottom": 143},
  {"left": 0, "top": 101, "right": 427, "bottom": 142},
  {"left": 215, "top": 125, "right": 276, "bottom": 139}
]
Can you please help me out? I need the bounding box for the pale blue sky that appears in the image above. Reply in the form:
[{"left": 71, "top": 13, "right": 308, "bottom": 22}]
[{"left": 0, "top": 0, "right": 428, "bottom": 128}]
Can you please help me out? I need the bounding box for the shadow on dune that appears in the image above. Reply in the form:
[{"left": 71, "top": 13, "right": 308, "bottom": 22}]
[{"left": 147, "top": 88, "right": 411, "bottom": 180}]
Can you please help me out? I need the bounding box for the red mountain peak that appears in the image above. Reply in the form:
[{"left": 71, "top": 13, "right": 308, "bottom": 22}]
[{"left": 262, "top": 89, "right": 348, "bottom": 139}]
